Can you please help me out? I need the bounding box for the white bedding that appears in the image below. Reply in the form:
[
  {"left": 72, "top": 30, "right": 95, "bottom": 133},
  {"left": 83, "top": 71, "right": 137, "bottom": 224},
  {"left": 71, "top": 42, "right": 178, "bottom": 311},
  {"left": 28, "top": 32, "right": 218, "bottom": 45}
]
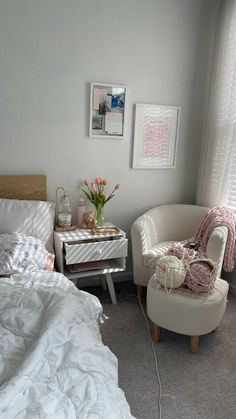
[{"left": 0, "top": 271, "right": 135, "bottom": 419}]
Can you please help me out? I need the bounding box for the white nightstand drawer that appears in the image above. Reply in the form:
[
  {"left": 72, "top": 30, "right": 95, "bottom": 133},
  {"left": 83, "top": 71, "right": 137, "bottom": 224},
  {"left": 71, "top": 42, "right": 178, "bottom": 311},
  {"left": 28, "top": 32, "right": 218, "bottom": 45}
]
[{"left": 64, "top": 237, "right": 128, "bottom": 265}]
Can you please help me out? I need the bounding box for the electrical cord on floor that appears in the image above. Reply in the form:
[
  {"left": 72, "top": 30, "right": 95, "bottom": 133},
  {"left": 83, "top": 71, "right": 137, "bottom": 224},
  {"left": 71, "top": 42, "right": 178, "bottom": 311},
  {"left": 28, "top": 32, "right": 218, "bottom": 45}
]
[{"left": 128, "top": 292, "right": 162, "bottom": 419}]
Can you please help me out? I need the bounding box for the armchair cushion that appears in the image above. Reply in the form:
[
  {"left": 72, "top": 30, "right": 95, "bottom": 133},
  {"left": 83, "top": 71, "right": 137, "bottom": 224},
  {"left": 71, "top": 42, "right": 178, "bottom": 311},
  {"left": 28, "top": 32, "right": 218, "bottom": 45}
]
[{"left": 144, "top": 241, "right": 177, "bottom": 267}]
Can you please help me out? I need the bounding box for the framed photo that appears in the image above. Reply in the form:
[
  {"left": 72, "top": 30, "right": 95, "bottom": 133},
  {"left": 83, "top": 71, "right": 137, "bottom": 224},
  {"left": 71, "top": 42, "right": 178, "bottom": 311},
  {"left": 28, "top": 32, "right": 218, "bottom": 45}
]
[
  {"left": 92, "top": 115, "right": 103, "bottom": 130},
  {"left": 132, "top": 104, "right": 180, "bottom": 169},
  {"left": 89, "top": 82, "right": 127, "bottom": 138}
]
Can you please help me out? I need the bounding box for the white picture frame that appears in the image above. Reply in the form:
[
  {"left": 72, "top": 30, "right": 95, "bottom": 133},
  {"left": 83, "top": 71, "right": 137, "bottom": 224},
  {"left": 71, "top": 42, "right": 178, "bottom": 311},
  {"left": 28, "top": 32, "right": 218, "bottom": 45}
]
[
  {"left": 89, "top": 82, "right": 127, "bottom": 139},
  {"left": 132, "top": 103, "right": 180, "bottom": 169}
]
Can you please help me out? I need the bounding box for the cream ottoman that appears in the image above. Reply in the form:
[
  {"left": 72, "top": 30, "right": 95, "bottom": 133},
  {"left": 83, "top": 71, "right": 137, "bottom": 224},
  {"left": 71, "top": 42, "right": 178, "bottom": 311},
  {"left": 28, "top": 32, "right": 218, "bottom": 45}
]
[{"left": 147, "top": 274, "right": 229, "bottom": 353}]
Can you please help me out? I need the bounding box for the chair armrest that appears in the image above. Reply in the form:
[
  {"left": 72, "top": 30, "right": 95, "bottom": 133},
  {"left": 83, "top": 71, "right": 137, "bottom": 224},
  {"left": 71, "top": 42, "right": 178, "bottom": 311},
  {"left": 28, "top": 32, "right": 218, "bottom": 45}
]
[
  {"left": 131, "top": 212, "right": 162, "bottom": 286},
  {"left": 131, "top": 213, "right": 160, "bottom": 257},
  {"left": 206, "top": 226, "right": 228, "bottom": 277}
]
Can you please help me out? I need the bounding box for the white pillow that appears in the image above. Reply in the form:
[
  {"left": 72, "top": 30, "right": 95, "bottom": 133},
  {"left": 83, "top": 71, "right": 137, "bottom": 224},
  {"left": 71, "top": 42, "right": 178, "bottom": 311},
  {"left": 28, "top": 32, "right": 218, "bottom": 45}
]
[
  {"left": 0, "top": 199, "right": 55, "bottom": 253},
  {"left": 0, "top": 233, "right": 47, "bottom": 275}
]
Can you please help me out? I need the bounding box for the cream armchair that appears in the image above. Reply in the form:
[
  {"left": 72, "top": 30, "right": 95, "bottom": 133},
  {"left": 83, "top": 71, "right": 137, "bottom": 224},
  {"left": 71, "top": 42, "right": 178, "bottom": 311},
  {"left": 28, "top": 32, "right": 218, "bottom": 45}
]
[{"left": 131, "top": 204, "right": 228, "bottom": 293}]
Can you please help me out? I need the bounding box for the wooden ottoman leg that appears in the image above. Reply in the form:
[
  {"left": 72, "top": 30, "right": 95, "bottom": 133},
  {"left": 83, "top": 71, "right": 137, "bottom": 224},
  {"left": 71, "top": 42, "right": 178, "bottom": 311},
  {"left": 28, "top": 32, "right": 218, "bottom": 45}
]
[
  {"left": 153, "top": 324, "right": 161, "bottom": 342},
  {"left": 189, "top": 336, "right": 199, "bottom": 354},
  {"left": 137, "top": 285, "right": 146, "bottom": 299}
]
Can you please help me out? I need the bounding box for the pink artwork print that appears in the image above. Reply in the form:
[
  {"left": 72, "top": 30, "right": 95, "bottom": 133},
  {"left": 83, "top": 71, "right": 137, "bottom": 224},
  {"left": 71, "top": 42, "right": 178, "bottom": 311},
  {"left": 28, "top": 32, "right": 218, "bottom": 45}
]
[{"left": 143, "top": 117, "right": 170, "bottom": 159}]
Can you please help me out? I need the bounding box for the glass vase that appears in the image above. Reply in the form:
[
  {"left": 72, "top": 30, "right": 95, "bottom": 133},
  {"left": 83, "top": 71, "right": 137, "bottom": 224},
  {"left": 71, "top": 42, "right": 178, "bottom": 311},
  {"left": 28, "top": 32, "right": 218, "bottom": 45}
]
[{"left": 95, "top": 204, "right": 104, "bottom": 227}]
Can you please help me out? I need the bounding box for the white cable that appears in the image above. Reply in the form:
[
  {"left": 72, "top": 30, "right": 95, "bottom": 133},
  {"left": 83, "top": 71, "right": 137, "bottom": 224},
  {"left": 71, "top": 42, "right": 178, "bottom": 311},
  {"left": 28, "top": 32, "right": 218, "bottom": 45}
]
[{"left": 128, "top": 292, "right": 162, "bottom": 419}]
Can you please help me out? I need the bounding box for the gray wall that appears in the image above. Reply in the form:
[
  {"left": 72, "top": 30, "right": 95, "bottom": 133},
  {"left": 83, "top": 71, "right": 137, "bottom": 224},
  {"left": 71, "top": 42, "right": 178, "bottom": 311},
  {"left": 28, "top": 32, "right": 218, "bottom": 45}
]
[{"left": 0, "top": 0, "right": 219, "bottom": 248}]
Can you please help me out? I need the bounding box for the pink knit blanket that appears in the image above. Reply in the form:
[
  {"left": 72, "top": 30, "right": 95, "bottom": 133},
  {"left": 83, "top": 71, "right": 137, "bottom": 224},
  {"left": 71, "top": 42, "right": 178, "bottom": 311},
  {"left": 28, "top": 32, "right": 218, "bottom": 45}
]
[{"left": 193, "top": 207, "right": 236, "bottom": 272}]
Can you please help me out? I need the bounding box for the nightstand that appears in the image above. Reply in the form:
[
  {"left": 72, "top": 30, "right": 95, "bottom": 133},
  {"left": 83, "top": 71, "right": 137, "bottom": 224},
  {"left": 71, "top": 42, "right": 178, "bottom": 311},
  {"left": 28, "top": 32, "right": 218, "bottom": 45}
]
[{"left": 54, "top": 225, "right": 128, "bottom": 304}]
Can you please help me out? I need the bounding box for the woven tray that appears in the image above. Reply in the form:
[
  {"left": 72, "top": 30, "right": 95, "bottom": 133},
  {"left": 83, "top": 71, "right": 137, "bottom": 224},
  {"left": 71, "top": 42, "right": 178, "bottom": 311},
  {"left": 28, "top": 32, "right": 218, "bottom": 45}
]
[
  {"left": 91, "top": 226, "right": 121, "bottom": 235},
  {"left": 54, "top": 225, "right": 77, "bottom": 232}
]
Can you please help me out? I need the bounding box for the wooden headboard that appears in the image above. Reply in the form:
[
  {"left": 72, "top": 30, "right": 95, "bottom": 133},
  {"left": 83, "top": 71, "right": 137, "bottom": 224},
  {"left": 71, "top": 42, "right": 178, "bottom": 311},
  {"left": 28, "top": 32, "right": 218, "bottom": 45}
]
[{"left": 0, "top": 176, "right": 46, "bottom": 201}]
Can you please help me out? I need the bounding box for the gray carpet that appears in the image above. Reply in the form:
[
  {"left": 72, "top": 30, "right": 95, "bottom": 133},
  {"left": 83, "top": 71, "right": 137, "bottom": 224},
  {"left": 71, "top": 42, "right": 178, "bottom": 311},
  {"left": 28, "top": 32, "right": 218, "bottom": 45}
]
[{"left": 83, "top": 282, "right": 236, "bottom": 419}]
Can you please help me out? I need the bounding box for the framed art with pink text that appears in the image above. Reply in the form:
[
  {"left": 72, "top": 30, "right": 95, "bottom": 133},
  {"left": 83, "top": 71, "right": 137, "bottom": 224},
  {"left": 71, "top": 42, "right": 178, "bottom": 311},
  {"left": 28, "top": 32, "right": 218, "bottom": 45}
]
[{"left": 132, "top": 104, "right": 180, "bottom": 169}]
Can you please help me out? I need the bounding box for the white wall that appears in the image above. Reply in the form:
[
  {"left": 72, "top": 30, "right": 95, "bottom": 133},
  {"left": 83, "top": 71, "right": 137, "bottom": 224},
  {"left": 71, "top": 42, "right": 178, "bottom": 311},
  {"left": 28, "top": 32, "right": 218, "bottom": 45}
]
[{"left": 0, "top": 0, "right": 219, "bottom": 242}]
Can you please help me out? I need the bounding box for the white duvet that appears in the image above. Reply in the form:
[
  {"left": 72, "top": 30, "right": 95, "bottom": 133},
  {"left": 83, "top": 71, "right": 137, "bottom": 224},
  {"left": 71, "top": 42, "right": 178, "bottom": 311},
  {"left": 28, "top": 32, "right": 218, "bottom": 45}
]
[{"left": 0, "top": 272, "right": 135, "bottom": 419}]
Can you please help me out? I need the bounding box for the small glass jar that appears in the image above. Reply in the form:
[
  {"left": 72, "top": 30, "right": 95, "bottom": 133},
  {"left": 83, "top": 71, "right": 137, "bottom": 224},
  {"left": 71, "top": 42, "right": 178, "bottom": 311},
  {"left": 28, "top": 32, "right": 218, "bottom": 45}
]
[{"left": 78, "top": 198, "right": 85, "bottom": 227}]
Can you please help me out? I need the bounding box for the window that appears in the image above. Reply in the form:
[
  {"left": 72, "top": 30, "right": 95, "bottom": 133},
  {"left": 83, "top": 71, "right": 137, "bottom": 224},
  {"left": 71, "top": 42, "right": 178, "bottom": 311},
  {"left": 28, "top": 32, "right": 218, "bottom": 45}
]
[{"left": 197, "top": 0, "right": 236, "bottom": 210}]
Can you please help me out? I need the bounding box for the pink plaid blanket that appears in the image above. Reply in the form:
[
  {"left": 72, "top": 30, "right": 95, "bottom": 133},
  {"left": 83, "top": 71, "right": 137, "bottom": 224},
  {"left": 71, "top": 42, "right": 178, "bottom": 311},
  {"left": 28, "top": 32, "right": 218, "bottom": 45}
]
[{"left": 194, "top": 207, "right": 236, "bottom": 272}]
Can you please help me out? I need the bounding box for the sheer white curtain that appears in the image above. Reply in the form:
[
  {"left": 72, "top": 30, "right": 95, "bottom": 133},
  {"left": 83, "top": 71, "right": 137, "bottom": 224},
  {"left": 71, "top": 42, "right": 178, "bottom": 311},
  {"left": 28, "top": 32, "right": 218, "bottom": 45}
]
[{"left": 196, "top": 0, "right": 236, "bottom": 208}]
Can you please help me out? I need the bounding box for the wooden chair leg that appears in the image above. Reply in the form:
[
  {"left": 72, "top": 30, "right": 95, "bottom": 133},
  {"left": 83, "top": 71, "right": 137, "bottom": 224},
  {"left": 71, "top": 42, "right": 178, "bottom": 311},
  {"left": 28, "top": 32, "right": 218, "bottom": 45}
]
[
  {"left": 137, "top": 285, "right": 146, "bottom": 299},
  {"left": 153, "top": 324, "right": 161, "bottom": 342},
  {"left": 189, "top": 336, "right": 199, "bottom": 354}
]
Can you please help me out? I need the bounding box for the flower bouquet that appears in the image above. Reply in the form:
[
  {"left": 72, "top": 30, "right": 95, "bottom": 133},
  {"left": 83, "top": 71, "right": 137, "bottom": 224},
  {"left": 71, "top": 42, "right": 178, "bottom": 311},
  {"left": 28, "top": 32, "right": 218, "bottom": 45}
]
[{"left": 80, "top": 177, "right": 120, "bottom": 226}]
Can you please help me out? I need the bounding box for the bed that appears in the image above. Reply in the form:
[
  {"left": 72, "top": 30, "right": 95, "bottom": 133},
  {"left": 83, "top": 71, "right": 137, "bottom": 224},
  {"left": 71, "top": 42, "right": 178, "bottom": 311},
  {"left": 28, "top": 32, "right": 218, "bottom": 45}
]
[{"left": 0, "top": 176, "right": 135, "bottom": 419}]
